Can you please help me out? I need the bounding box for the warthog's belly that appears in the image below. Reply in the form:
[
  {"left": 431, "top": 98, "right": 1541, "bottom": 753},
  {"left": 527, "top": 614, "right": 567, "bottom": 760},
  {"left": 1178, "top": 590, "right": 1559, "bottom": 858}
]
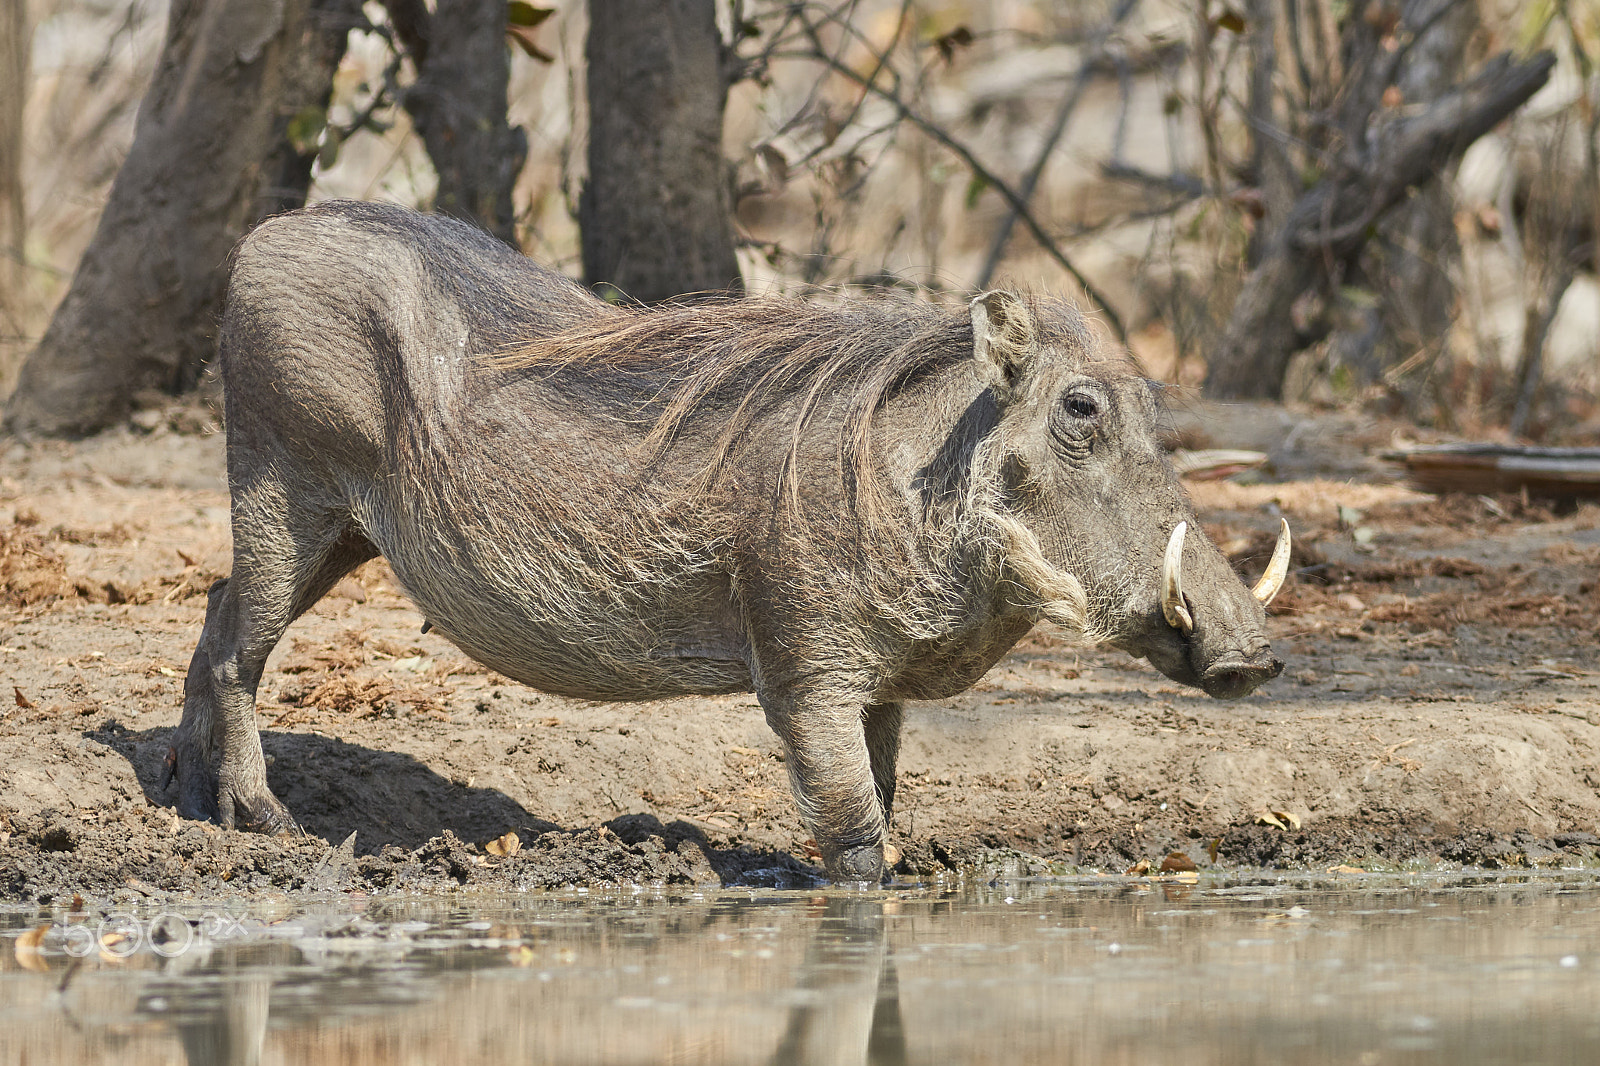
[
  {"left": 376, "top": 533, "right": 755, "bottom": 702},
  {"left": 419, "top": 609, "right": 755, "bottom": 701}
]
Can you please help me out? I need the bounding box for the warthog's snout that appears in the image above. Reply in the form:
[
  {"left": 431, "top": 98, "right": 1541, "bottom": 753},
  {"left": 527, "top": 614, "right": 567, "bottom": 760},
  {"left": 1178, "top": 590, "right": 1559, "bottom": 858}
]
[{"left": 1199, "top": 648, "right": 1285, "bottom": 700}]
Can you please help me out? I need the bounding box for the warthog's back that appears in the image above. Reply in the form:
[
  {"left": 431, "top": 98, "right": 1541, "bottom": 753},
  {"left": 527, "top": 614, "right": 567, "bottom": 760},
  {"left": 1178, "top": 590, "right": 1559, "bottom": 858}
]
[{"left": 222, "top": 202, "right": 598, "bottom": 470}]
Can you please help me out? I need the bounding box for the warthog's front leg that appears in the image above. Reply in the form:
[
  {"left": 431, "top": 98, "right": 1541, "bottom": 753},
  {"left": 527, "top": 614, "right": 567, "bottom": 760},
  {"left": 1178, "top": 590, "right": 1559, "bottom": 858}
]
[
  {"left": 760, "top": 683, "right": 894, "bottom": 882},
  {"left": 170, "top": 454, "right": 377, "bottom": 833},
  {"left": 862, "top": 700, "right": 902, "bottom": 825}
]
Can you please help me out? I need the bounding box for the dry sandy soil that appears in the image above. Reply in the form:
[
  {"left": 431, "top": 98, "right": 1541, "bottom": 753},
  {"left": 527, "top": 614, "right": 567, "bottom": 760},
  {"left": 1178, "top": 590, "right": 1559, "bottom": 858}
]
[{"left": 1, "top": 402, "right": 1598, "bottom": 903}]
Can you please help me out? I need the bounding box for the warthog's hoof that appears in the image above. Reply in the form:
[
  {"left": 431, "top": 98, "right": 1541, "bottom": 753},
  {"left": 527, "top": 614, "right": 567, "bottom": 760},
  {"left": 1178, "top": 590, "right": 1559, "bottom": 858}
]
[
  {"left": 168, "top": 745, "right": 300, "bottom": 836},
  {"left": 220, "top": 787, "right": 301, "bottom": 837},
  {"left": 166, "top": 744, "right": 221, "bottom": 824},
  {"left": 826, "top": 842, "right": 888, "bottom": 884}
]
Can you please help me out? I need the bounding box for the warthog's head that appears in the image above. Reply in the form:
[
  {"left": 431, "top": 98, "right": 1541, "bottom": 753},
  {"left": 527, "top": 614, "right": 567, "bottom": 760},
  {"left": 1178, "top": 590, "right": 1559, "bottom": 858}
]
[{"left": 971, "top": 291, "right": 1286, "bottom": 699}]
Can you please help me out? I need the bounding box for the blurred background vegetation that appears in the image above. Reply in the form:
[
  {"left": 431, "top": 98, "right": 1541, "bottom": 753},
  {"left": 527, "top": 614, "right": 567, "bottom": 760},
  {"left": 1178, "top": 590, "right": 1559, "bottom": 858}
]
[{"left": 0, "top": 0, "right": 1594, "bottom": 440}]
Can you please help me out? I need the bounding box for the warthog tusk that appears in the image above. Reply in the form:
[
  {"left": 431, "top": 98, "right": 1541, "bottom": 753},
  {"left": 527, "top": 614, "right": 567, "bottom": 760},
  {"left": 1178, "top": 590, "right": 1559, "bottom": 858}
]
[
  {"left": 1252, "top": 517, "right": 1292, "bottom": 606},
  {"left": 1161, "top": 521, "right": 1194, "bottom": 634}
]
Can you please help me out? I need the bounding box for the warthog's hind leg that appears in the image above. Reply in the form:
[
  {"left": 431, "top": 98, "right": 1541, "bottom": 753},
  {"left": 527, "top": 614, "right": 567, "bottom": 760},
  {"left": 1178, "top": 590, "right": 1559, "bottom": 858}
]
[{"left": 170, "top": 492, "right": 376, "bottom": 833}]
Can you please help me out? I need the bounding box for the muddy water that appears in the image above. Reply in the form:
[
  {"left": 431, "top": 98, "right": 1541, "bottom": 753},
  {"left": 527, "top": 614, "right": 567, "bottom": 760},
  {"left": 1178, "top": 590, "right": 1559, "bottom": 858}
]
[{"left": 3, "top": 872, "right": 1599, "bottom": 1065}]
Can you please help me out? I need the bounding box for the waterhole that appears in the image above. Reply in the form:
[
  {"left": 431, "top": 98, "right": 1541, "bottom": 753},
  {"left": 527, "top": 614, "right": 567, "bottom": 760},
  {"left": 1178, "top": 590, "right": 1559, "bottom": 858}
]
[{"left": 4, "top": 871, "right": 1598, "bottom": 1064}]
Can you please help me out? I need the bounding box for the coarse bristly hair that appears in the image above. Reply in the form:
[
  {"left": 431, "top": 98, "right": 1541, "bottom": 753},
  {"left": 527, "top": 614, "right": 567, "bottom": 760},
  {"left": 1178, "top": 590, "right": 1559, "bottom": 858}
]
[
  {"left": 486, "top": 291, "right": 1117, "bottom": 647},
  {"left": 489, "top": 291, "right": 1105, "bottom": 513}
]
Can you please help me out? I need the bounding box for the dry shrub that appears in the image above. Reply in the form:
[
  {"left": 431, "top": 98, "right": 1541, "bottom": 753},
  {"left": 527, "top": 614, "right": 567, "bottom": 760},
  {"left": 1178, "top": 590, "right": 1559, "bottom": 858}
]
[
  {"left": 0, "top": 512, "right": 222, "bottom": 608},
  {"left": 272, "top": 675, "right": 448, "bottom": 727},
  {"left": 298, "top": 677, "right": 397, "bottom": 717},
  {"left": 0, "top": 513, "right": 73, "bottom": 607},
  {"left": 124, "top": 564, "right": 225, "bottom": 605},
  {"left": 1362, "top": 492, "right": 1559, "bottom": 528},
  {"left": 280, "top": 630, "right": 373, "bottom": 675},
  {"left": 1365, "top": 593, "right": 1581, "bottom": 631}
]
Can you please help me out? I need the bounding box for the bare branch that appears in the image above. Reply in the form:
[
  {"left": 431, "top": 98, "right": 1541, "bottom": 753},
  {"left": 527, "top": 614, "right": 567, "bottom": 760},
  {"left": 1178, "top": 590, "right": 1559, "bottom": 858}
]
[
  {"left": 1205, "top": 48, "right": 1556, "bottom": 400},
  {"left": 771, "top": 25, "right": 1130, "bottom": 343},
  {"left": 973, "top": 0, "right": 1140, "bottom": 290}
]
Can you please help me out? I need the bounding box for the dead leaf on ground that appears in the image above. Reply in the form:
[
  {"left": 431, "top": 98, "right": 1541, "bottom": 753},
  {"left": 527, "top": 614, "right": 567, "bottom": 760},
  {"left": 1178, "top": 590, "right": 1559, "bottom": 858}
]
[
  {"left": 485, "top": 831, "right": 521, "bottom": 858},
  {"left": 1328, "top": 864, "right": 1367, "bottom": 874},
  {"left": 1256, "top": 809, "right": 1302, "bottom": 830},
  {"left": 1158, "top": 851, "right": 1197, "bottom": 873},
  {"left": 1125, "top": 858, "right": 1152, "bottom": 876},
  {"left": 13, "top": 686, "right": 34, "bottom": 709}
]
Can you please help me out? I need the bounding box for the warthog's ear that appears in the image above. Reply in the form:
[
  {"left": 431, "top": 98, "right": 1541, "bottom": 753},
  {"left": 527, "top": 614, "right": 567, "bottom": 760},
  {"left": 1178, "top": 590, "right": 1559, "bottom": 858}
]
[{"left": 970, "top": 290, "right": 1037, "bottom": 396}]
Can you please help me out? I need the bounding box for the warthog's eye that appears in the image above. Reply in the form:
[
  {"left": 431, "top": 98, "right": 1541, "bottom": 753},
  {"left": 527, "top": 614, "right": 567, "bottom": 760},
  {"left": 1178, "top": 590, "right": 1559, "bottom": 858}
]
[
  {"left": 1062, "top": 394, "right": 1099, "bottom": 420},
  {"left": 1050, "top": 389, "right": 1101, "bottom": 456}
]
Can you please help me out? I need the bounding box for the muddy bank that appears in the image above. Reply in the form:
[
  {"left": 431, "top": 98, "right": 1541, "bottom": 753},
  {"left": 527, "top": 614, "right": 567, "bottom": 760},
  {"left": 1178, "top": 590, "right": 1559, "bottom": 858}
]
[
  {"left": 6, "top": 801, "right": 1600, "bottom": 908},
  {"left": 2, "top": 407, "right": 1599, "bottom": 902}
]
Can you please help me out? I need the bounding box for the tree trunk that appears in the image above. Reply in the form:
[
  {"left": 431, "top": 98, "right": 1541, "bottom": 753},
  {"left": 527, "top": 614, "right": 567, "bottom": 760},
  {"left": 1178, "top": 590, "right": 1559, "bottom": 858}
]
[
  {"left": 260, "top": 0, "right": 368, "bottom": 220},
  {"left": 0, "top": 0, "right": 27, "bottom": 327},
  {"left": 392, "top": 0, "right": 525, "bottom": 245},
  {"left": 2, "top": 0, "right": 360, "bottom": 438},
  {"left": 1243, "top": 0, "right": 1296, "bottom": 269},
  {"left": 580, "top": 0, "right": 742, "bottom": 300},
  {"left": 1204, "top": 48, "right": 1555, "bottom": 400}
]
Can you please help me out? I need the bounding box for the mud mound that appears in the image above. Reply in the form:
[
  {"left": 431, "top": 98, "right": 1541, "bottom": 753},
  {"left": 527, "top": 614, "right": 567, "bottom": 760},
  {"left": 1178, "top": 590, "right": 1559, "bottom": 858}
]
[{"left": 0, "top": 805, "right": 328, "bottom": 903}]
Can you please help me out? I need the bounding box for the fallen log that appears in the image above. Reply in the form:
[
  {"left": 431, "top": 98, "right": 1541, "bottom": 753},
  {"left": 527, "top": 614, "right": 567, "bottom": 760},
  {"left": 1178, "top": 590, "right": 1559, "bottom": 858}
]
[
  {"left": 1170, "top": 448, "right": 1269, "bottom": 481},
  {"left": 1384, "top": 443, "right": 1600, "bottom": 500}
]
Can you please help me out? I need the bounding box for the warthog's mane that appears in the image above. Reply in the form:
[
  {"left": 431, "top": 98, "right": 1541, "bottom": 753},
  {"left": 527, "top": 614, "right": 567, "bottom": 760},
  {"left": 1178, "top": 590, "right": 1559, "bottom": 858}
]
[{"left": 489, "top": 293, "right": 1099, "bottom": 511}]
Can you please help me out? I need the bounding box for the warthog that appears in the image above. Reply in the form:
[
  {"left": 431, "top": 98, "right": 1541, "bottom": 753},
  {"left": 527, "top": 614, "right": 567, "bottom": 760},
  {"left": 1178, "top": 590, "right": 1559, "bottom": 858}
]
[{"left": 169, "top": 200, "right": 1288, "bottom": 881}]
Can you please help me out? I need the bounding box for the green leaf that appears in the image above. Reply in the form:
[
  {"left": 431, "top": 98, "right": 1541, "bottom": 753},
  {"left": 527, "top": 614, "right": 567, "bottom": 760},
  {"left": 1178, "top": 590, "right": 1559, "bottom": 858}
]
[
  {"left": 507, "top": 2, "right": 555, "bottom": 27},
  {"left": 963, "top": 173, "right": 989, "bottom": 209},
  {"left": 286, "top": 106, "right": 327, "bottom": 156}
]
